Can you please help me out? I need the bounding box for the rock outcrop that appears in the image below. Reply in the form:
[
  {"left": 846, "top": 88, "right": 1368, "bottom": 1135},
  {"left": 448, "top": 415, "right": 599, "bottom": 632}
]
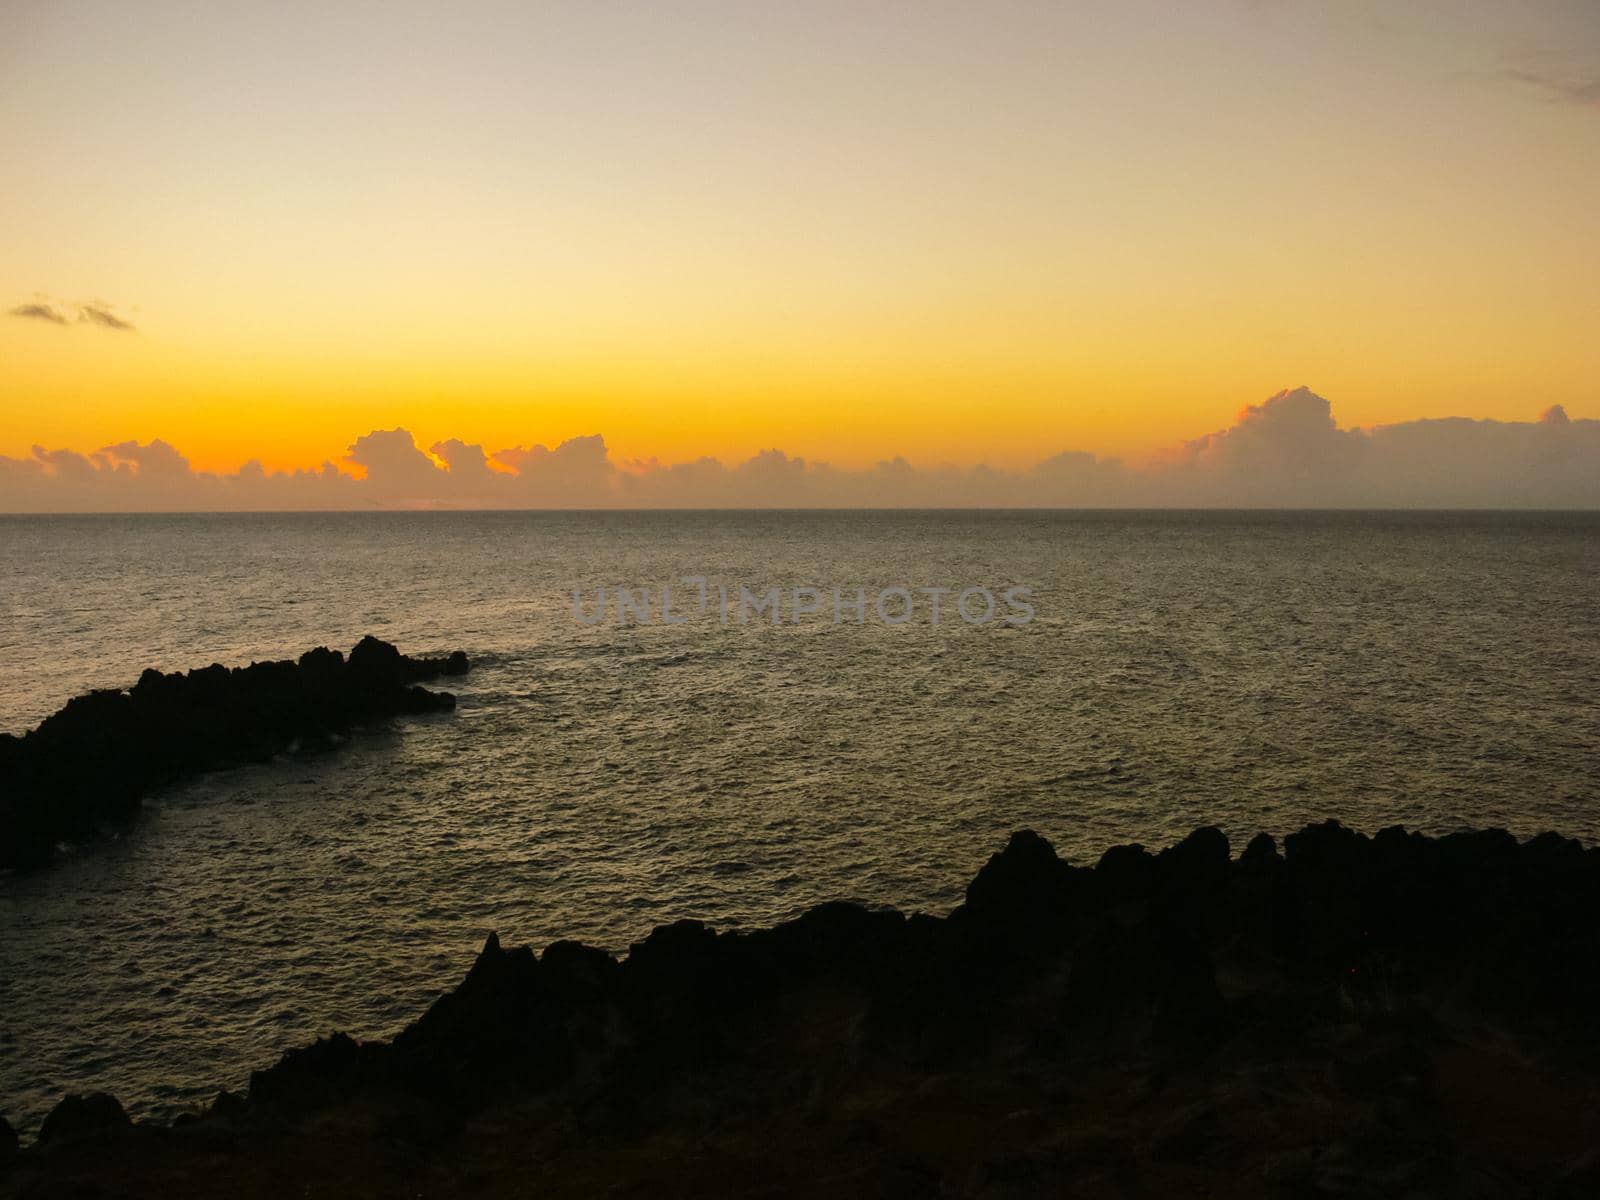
[
  {"left": 0, "top": 637, "right": 469, "bottom": 869},
  {"left": 3, "top": 820, "right": 1600, "bottom": 1197},
  {"left": 35, "top": 1094, "right": 130, "bottom": 1150}
]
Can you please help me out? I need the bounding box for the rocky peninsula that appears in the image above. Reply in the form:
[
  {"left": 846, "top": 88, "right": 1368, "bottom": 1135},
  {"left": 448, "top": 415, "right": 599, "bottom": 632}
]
[
  {"left": 3, "top": 820, "right": 1598, "bottom": 1197},
  {"left": 0, "top": 637, "right": 470, "bottom": 869}
]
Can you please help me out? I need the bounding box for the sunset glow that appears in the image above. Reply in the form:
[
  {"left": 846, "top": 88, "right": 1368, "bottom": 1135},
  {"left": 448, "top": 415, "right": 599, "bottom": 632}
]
[{"left": 5, "top": 0, "right": 1598, "bottom": 486}]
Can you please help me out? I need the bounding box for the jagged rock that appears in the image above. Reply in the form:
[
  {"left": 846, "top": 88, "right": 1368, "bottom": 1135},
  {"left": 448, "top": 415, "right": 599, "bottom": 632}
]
[
  {"left": 1279, "top": 820, "right": 1375, "bottom": 964},
  {"left": 1240, "top": 831, "right": 1280, "bottom": 869},
  {"left": 862, "top": 911, "right": 990, "bottom": 1061},
  {"left": 206, "top": 1090, "right": 247, "bottom": 1123},
  {"left": 961, "top": 829, "right": 1079, "bottom": 943},
  {"left": 752, "top": 901, "right": 907, "bottom": 988},
  {"left": 1283, "top": 818, "right": 1369, "bottom": 872},
  {"left": 539, "top": 938, "right": 624, "bottom": 1007},
  {"left": 37, "top": 1092, "right": 131, "bottom": 1148},
  {"left": 1092, "top": 841, "right": 1159, "bottom": 908},
  {"left": 1156, "top": 825, "right": 1232, "bottom": 940},
  {"left": 1523, "top": 830, "right": 1588, "bottom": 870},
  {"left": 247, "top": 1032, "right": 375, "bottom": 1114},
  {"left": 0, "top": 637, "right": 470, "bottom": 869},
  {"left": 394, "top": 932, "right": 571, "bottom": 1098},
  {"left": 1232, "top": 831, "right": 1293, "bottom": 958},
  {"left": 0, "top": 1112, "right": 16, "bottom": 1164},
  {"left": 622, "top": 920, "right": 773, "bottom": 1058},
  {"left": 347, "top": 634, "right": 412, "bottom": 690},
  {"left": 1157, "top": 825, "right": 1230, "bottom": 897},
  {"left": 348, "top": 636, "right": 469, "bottom": 688},
  {"left": 15, "top": 821, "right": 1600, "bottom": 1196}
]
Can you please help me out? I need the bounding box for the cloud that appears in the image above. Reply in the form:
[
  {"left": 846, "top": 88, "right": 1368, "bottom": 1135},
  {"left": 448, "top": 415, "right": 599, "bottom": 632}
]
[
  {"left": 2, "top": 389, "right": 1598, "bottom": 512},
  {"left": 8, "top": 299, "right": 136, "bottom": 331},
  {"left": 344, "top": 428, "right": 449, "bottom": 500},
  {"left": 1158, "top": 386, "right": 1365, "bottom": 505},
  {"left": 1505, "top": 67, "right": 1600, "bottom": 108},
  {"left": 78, "top": 304, "right": 135, "bottom": 331},
  {"left": 429, "top": 438, "right": 502, "bottom": 482},
  {"left": 95, "top": 439, "right": 193, "bottom": 477},
  {"left": 9, "top": 303, "right": 69, "bottom": 325}
]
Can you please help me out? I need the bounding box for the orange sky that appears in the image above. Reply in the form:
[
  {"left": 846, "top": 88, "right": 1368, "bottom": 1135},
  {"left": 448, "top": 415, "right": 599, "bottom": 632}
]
[{"left": 4, "top": 1, "right": 1598, "bottom": 475}]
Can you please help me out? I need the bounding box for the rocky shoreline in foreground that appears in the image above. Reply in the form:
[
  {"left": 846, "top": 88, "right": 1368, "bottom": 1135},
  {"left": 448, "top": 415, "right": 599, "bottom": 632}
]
[
  {"left": 4, "top": 819, "right": 1599, "bottom": 1198},
  {"left": 0, "top": 637, "right": 470, "bottom": 870}
]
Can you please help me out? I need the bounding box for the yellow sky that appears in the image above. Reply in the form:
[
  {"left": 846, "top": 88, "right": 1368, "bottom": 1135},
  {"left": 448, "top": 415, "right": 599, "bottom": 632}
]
[{"left": 3, "top": 1, "right": 1598, "bottom": 474}]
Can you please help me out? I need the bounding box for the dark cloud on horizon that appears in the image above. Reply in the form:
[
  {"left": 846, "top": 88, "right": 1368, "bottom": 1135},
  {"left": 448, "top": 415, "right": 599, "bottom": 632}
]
[{"left": 3, "top": 388, "right": 1599, "bottom": 512}]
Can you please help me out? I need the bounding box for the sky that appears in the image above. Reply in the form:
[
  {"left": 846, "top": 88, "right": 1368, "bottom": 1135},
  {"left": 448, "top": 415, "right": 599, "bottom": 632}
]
[{"left": 3, "top": 0, "right": 1599, "bottom": 503}]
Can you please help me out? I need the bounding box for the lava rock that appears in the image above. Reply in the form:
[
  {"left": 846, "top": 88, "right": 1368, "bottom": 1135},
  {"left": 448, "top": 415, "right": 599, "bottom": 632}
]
[
  {"left": 37, "top": 1093, "right": 131, "bottom": 1148},
  {"left": 13, "top": 820, "right": 1600, "bottom": 1198},
  {"left": 1092, "top": 841, "right": 1159, "bottom": 909},
  {"left": 1064, "top": 915, "right": 1226, "bottom": 1045},
  {"left": 0, "top": 636, "right": 471, "bottom": 869},
  {"left": 962, "top": 829, "right": 1079, "bottom": 939},
  {"left": 247, "top": 1032, "right": 376, "bottom": 1114}
]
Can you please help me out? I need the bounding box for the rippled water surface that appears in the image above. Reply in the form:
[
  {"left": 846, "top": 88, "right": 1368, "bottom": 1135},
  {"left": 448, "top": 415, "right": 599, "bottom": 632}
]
[{"left": 2, "top": 510, "right": 1598, "bottom": 1133}]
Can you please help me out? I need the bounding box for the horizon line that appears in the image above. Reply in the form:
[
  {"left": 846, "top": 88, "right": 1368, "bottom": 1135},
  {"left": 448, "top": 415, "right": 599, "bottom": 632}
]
[{"left": 6, "top": 505, "right": 1600, "bottom": 517}]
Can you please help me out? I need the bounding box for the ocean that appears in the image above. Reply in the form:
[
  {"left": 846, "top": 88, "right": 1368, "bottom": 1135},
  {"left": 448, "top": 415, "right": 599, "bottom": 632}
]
[{"left": 1, "top": 509, "right": 1597, "bottom": 1132}]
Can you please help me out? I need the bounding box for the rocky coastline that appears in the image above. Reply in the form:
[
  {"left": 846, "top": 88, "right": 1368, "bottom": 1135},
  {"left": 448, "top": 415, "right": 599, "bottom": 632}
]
[
  {"left": 4, "top": 819, "right": 1598, "bottom": 1197},
  {"left": 0, "top": 637, "right": 470, "bottom": 870}
]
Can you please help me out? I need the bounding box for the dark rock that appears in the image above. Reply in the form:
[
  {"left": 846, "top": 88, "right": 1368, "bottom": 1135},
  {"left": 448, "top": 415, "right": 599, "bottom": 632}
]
[
  {"left": 37, "top": 1092, "right": 131, "bottom": 1148},
  {"left": 19, "top": 819, "right": 1600, "bottom": 1194},
  {"left": 1149, "top": 1103, "right": 1225, "bottom": 1163},
  {"left": 1156, "top": 825, "right": 1231, "bottom": 938},
  {"left": 394, "top": 932, "right": 582, "bottom": 1099},
  {"left": 862, "top": 911, "right": 1000, "bottom": 1062},
  {"left": 0, "top": 1112, "right": 16, "bottom": 1163},
  {"left": 622, "top": 920, "right": 773, "bottom": 1055},
  {"left": 1279, "top": 820, "right": 1374, "bottom": 964},
  {"left": 349, "top": 636, "right": 471, "bottom": 688},
  {"left": 347, "top": 634, "right": 407, "bottom": 689},
  {"left": 1233, "top": 830, "right": 1293, "bottom": 958},
  {"left": 1523, "top": 830, "right": 1587, "bottom": 870},
  {"left": 1092, "top": 841, "right": 1159, "bottom": 908},
  {"left": 540, "top": 938, "right": 624, "bottom": 1005},
  {"left": 958, "top": 829, "right": 1080, "bottom": 955},
  {"left": 0, "top": 637, "right": 470, "bottom": 869},
  {"left": 1331, "top": 1042, "right": 1435, "bottom": 1099},
  {"left": 248, "top": 1032, "right": 374, "bottom": 1114},
  {"left": 1283, "top": 818, "right": 1369, "bottom": 872},
  {"left": 879, "top": 1151, "right": 945, "bottom": 1200},
  {"left": 1240, "top": 831, "right": 1280, "bottom": 868},
  {"left": 970, "top": 1147, "right": 1067, "bottom": 1197},
  {"left": 204, "top": 1090, "right": 247, "bottom": 1124},
  {"left": 752, "top": 900, "right": 907, "bottom": 987},
  {"left": 1064, "top": 915, "right": 1225, "bottom": 1046},
  {"left": 1158, "top": 825, "right": 1230, "bottom": 893}
]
